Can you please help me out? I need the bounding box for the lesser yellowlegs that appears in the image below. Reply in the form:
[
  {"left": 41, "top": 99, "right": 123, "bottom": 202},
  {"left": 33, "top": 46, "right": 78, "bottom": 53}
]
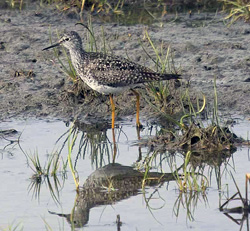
[{"left": 43, "top": 31, "right": 180, "bottom": 128}]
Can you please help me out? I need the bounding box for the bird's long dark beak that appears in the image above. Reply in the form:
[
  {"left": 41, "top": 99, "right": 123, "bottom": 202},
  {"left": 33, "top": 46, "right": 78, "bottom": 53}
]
[{"left": 42, "top": 42, "right": 61, "bottom": 51}]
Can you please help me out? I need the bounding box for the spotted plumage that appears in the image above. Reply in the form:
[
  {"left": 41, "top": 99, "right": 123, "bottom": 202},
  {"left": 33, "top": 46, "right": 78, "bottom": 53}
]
[
  {"left": 43, "top": 31, "right": 180, "bottom": 94},
  {"left": 83, "top": 52, "right": 178, "bottom": 88},
  {"left": 43, "top": 31, "right": 181, "bottom": 128}
]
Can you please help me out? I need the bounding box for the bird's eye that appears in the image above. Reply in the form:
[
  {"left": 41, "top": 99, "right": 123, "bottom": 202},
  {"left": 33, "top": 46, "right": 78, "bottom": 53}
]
[{"left": 65, "top": 38, "right": 70, "bottom": 41}]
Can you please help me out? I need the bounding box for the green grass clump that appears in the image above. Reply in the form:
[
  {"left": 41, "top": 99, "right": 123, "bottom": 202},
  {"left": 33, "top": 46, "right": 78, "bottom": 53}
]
[
  {"left": 6, "top": 0, "right": 124, "bottom": 16},
  {"left": 140, "top": 29, "right": 182, "bottom": 122},
  {"left": 6, "top": 0, "right": 24, "bottom": 10},
  {"left": 221, "top": 0, "right": 250, "bottom": 25}
]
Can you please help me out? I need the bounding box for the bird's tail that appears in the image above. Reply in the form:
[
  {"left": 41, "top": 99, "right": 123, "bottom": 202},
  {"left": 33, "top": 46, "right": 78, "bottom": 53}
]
[
  {"left": 160, "top": 73, "right": 181, "bottom": 80},
  {"left": 132, "top": 72, "right": 181, "bottom": 85}
]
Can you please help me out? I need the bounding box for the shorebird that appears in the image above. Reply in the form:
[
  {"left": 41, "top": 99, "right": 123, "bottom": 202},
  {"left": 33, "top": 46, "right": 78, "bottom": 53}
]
[{"left": 43, "top": 31, "right": 180, "bottom": 129}]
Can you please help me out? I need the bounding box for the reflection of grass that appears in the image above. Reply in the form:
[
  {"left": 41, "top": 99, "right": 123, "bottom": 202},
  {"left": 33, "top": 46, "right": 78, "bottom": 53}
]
[
  {"left": 137, "top": 149, "right": 209, "bottom": 222},
  {"left": 218, "top": 173, "right": 250, "bottom": 229},
  {"left": 220, "top": 173, "right": 250, "bottom": 211},
  {"left": 57, "top": 121, "right": 113, "bottom": 169},
  {"left": 0, "top": 221, "right": 23, "bottom": 231},
  {"left": 26, "top": 151, "right": 66, "bottom": 203},
  {"left": 173, "top": 190, "right": 208, "bottom": 221},
  {"left": 137, "top": 150, "right": 180, "bottom": 188},
  {"left": 175, "top": 151, "right": 209, "bottom": 192},
  {"left": 141, "top": 150, "right": 158, "bottom": 189},
  {"left": 142, "top": 187, "right": 166, "bottom": 225},
  {"left": 141, "top": 150, "right": 208, "bottom": 192},
  {"left": 27, "top": 151, "right": 62, "bottom": 177},
  {"left": 67, "top": 125, "right": 80, "bottom": 191},
  {"left": 28, "top": 173, "right": 63, "bottom": 204}
]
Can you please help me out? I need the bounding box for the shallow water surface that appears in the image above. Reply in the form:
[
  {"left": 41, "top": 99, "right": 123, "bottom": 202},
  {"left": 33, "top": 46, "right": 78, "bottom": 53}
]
[{"left": 0, "top": 118, "right": 249, "bottom": 230}]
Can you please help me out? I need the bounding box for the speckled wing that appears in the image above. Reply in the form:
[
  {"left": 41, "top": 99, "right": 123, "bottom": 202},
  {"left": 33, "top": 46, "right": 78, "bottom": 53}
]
[{"left": 84, "top": 52, "right": 180, "bottom": 87}]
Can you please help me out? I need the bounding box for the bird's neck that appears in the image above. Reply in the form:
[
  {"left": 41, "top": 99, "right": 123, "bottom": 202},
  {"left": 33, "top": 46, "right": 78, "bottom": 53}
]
[{"left": 69, "top": 46, "right": 85, "bottom": 72}]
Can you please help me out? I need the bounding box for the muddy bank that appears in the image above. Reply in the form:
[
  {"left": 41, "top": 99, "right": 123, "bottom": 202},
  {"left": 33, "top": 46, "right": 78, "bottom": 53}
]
[{"left": 0, "top": 3, "right": 249, "bottom": 124}]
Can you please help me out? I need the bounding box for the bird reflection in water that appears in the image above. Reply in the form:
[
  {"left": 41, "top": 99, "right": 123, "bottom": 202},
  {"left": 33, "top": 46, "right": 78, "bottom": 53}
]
[{"left": 50, "top": 120, "right": 177, "bottom": 228}]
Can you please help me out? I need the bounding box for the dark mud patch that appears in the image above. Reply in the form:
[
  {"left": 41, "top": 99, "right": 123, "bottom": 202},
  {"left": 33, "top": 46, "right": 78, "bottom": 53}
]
[{"left": 0, "top": 3, "right": 249, "bottom": 123}]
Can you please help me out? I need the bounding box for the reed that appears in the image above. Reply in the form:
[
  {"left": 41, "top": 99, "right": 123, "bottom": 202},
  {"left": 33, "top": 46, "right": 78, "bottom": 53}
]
[{"left": 67, "top": 125, "right": 80, "bottom": 191}]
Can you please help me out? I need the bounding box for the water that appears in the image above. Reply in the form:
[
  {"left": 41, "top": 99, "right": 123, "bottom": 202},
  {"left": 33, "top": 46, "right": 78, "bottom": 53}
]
[{"left": 0, "top": 118, "right": 249, "bottom": 230}]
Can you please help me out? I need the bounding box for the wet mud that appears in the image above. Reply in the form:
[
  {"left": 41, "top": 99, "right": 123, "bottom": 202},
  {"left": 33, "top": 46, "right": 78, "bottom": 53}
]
[{"left": 0, "top": 3, "right": 249, "bottom": 124}]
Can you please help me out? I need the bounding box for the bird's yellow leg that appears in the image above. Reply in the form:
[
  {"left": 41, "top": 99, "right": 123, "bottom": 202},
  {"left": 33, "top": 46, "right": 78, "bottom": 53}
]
[
  {"left": 131, "top": 89, "right": 141, "bottom": 127},
  {"left": 111, "top": 128, "right": 117, "bottom": 163},
  {"left": 109, "top": 94, "right": 115, "bottom": 129}
]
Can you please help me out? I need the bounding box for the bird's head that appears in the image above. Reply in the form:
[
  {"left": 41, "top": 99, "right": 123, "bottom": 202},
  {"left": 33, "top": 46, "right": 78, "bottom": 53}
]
[{"left": 43, "top": 31, "right": 82, "bottom": 51}]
